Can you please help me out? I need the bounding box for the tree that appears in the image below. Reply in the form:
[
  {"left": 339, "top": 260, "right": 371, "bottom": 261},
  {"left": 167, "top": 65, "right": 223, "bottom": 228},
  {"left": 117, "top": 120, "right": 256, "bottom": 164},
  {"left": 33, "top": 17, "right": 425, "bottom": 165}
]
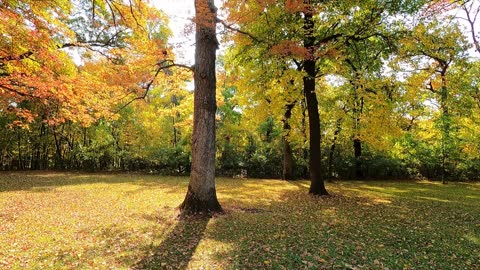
[
  {"left": 397, "top": 19, "right": 469, "bottom": 182},
  {"left": 179, "top": 0, "right": 222, "bottom": 215},
  {"left": 459, "top": 0, "right": 480, "bottom": 55},
  {"left": 302, "top": 1, "right": 328, "bottom": 195}
]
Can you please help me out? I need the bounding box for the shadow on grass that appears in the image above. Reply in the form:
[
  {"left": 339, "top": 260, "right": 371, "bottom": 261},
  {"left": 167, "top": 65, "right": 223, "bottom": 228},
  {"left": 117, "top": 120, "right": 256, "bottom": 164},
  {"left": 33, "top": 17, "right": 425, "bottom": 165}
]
[
  {"left": 203, "top": 182, "right": 480, "bottom": 270},
  {"left": 338, "top": 180, "right": 480, "bottom": 208},
  {"left": 132, "top": 216, "right": 209, "bottom": 270},
  {"left": 0, "top": 171, "right": 188, "bottom": 192},
  {"left": 2, "top": 174, "right": 479, "bottom": 269}
]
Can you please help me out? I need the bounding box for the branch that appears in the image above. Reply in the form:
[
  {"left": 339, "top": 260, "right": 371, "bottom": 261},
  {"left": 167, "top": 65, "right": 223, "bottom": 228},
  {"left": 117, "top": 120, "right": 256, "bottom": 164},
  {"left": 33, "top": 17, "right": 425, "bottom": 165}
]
[
  {"left": 217, "top": 19, "right": 266, "bottom": 44},
  {"left": 127, "top": 0, "right": 146, "bottom": 31},
  {"left": 427, "top": 81, "right": 438, "bottom": 93},
  {"left": 114, "top": 69, "right": 163, "bottom": 113},
  {"left": 462, "top": 1, "right": 480, "bottom": 54},
  {"left": 293, "top": 59, "right": 303, "bottom": 70},
  {"left": 158, "top": 61, "right": 194, "bottom": 72},
  {"left": 316, "top": 33, "right": 343, "bottom": 46},
  {"left": 61, "top": 29, "right": 126, "bottom": 49},
  {"left": 115, "top": 61, "right": 193, "bottom": 113},
  {"left": 105, "top": 0, "right": 118, "bottom": 29},
  {"left": 0, "top": 84, "right": 36, "bottom": 98},
  {"left": 0, "top": 51, "right": 34, "bottom": 62}
]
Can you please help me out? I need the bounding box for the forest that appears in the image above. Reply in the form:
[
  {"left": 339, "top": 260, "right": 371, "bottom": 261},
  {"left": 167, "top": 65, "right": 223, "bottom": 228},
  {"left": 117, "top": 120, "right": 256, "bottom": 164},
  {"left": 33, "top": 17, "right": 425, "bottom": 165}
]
[
  {"left": 1, "top": 0, "right": 480, "bottom": 182},
  {"left": 1, "top": 0, "right": 480, "bottom": 269}
]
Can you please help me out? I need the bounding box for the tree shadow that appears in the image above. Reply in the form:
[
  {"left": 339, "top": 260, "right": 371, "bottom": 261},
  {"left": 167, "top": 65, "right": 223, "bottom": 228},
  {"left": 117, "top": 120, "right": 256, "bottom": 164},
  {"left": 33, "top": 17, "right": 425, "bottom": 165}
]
[
  {"left": 203, "top": 181, "right": 480, "bottom": 269},
  {"left": 0, "top": 171, "right": 187, "bottom": 192},
  {"left": 132, "top": 216, "right": 210, "bottom": 270}
]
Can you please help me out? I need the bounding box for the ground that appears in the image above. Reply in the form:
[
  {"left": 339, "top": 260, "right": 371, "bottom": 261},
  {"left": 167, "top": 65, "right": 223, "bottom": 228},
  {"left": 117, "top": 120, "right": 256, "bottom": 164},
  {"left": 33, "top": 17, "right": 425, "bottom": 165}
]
[{"left": 0, "top": 172, "right": 478, "bottom": 269}]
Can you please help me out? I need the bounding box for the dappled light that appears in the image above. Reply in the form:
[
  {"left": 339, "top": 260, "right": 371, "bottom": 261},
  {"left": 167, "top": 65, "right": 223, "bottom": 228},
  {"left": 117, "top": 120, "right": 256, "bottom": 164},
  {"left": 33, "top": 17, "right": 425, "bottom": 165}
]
[
  {"left": 1, "top": 0, "right": 480, "bottom": 268},
  {"left": 1, "top": 173, "right": 479, "bottom": 269}
]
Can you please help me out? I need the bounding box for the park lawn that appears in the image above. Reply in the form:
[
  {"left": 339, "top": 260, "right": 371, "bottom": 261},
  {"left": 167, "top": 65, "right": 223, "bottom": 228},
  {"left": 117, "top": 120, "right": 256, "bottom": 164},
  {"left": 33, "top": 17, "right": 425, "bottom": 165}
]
[{"left": 0, "top": 172, "right": 479, "bottom": 270}]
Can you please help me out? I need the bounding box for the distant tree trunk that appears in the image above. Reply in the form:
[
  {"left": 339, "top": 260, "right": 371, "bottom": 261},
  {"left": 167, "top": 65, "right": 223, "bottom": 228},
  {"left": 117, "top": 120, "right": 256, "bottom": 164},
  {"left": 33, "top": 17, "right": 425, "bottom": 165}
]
[
  {"left": 172, "top": 94, "right": 179, "bottom": 147},
  {"left": 180, "top": 0, "right": 222, "bottom": 215},
  {"left": 32, "top": 124, "right": 44, "bottom": 170},
  {"left": 52, "top": 126, "right": 64, "bottom": 169},
  {"left": 328, "top": 118, "right": 342, "bottom": 179},
  {"left": 282, "top": 102, "right": 295, "bottom": 180},
  {"left": 304, "top": 7, "right": 328, "bottom": 196},
  {"left": 17, "top": 129, "right": 23, "bottom": 170},
  {"left": 353, "top": 138, "right": 363, "bottom": 179},
  {"left": 300, "top": 99, "right": 309, "bottom": 178},
  {"left": 42, "top": 126, "right": 49, "bottom": 169}
]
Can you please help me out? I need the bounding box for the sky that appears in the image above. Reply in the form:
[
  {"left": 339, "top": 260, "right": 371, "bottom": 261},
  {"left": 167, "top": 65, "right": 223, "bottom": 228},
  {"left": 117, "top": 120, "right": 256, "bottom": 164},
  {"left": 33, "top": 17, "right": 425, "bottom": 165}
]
[
  {"left": 152, "top": 0, "right": 194, "bottom": 64},
  {"left": 152, "top": 1, "right": 479, "bottom": 63},
  {"left": 152, "top": 0, "right": 223, "bottom": 65}
]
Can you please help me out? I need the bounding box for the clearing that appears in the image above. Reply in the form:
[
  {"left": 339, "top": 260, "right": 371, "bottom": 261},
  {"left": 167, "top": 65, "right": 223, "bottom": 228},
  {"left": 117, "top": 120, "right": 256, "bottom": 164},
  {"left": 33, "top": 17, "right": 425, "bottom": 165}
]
[{"left": 0, "top": 172, "right": 478, "bottom": 269}]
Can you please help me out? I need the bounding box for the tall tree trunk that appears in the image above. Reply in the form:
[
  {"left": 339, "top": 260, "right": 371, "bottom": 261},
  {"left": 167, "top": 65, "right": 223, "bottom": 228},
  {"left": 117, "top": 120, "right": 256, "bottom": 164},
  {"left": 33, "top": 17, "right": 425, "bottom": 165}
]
[
  {"left": 282, "top": 102, "right": 295, "bottom": 180},
  {"left": 440, "top": 69, "right": 449, "bottom": 184},
  {"left": 353, "top": 90, "right": 364, "bottom": 179},
  {"left": 180, "top": 0, "right": 222, "bottom": 215},
  {"left": 304, "top": 7, "right": 328, "bottom": 196}
]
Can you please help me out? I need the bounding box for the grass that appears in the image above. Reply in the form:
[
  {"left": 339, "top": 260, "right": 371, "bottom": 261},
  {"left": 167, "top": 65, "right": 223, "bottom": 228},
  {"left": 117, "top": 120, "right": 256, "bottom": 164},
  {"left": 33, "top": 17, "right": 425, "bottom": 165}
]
[{"left": 0, "top": 172, "right": 479, "bottom": 270}]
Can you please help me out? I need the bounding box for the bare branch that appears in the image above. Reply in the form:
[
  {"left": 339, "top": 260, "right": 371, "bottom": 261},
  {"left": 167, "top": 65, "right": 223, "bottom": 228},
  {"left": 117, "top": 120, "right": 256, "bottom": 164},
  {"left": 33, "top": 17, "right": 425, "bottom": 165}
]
[
  {"left": 462, "top": 0, "right": 480, "bottom": 54},
  {"left": 217, "top": 19, "right": 266, "bottom": 44}
]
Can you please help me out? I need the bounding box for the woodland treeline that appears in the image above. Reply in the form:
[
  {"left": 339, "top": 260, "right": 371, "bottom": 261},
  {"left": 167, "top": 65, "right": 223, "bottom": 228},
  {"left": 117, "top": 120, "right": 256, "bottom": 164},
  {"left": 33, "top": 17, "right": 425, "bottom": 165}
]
[{"left": 1, "top": 0, "right": 480, "bottom": 181}]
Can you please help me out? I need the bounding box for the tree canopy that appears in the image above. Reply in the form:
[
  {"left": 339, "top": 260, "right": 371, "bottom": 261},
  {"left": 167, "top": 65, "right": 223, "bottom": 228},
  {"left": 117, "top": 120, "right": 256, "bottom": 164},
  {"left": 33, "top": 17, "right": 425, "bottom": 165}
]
[{"left": 1, "top": 0, "right": 480, "bottom": 184}]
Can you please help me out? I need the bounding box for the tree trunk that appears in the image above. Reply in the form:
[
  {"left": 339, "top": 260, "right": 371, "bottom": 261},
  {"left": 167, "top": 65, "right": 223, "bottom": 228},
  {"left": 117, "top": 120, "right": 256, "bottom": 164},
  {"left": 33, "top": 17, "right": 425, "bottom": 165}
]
[
  {"left": 353, "top": 88, "right": 364, "bottom": 179},
  {"left": 328, "top": 118, "right": 342, "bottom": 179},
  {"left": 440, "top": 69, "right": 449, "bottom": 184},
  {"left": 172, "top": 94, "right": 179, "bottom": 147},
  {"left": 282, "top": 102, "right": 295, "bottom": 180},
  {"left": 52, "top": 127, "right": 64, "bottom": 169},
  {"left": 353, "top": 138, "right": 364, "bottom": 179},
  {"left": 33, "top": 124, "right": 43, "bottom": 170},
  {"left": 301, "top": 99, "right": 309, "bottom": 178},
  {"left": 180, "top": 0, "right": 222, "bottom": 215},
  {"left": 304, "top": 7, "right": 328, "bottom": 196},
  {"left": 17, "top": 129, "right": 23, "bottom": 170}
]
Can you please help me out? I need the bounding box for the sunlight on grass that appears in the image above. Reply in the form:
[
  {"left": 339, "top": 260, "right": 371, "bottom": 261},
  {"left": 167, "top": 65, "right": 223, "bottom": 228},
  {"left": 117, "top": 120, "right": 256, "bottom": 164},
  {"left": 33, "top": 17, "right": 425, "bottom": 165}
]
[
  {"left": 1, "top": 173, "right": 479, "bottom": 269},
  {"left": 415, "top": 196, "right": 452, "bottom": 203},
  {"left": 465, "top": 233, "right": 480, "bottom": 245},
  {"left": 372, "top": 198, "right": 392, "bottom": 204}
]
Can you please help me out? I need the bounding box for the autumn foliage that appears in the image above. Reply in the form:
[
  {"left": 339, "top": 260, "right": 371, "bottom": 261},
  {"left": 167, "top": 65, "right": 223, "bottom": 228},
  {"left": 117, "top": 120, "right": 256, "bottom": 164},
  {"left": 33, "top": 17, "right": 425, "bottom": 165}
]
[{"left": 1, "top": 0, "right": 172, "bottom": 127}]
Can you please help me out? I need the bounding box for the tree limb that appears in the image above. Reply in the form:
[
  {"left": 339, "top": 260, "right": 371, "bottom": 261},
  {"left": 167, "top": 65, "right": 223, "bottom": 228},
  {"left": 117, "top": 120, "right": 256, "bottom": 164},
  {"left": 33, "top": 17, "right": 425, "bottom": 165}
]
[
  {"left": 217, "top": 19, "right": 266, "bottom": 44},
  {"left": 115, "top": 61, "right": 193, "bottom": 113}
]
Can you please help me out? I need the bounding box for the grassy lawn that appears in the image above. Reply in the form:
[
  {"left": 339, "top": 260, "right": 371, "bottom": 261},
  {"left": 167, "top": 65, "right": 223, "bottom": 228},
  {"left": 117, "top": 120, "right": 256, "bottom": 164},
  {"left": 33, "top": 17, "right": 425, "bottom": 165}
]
[{"left": 0, "top": 172, "right": 479, "bottom": 269}]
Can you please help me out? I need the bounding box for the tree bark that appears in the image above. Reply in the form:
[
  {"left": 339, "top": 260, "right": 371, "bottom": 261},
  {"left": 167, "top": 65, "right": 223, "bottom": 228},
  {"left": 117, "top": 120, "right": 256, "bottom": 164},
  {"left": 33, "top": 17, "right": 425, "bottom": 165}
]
[
  {"left": 304, "top": 7, "right": 328, "bottom": 196},
  {"left": 180, "top": 0, "right": 222, "bottom": 215},
  {"left": 282, "top": 102, "right": 295, "bottom": 180}
]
